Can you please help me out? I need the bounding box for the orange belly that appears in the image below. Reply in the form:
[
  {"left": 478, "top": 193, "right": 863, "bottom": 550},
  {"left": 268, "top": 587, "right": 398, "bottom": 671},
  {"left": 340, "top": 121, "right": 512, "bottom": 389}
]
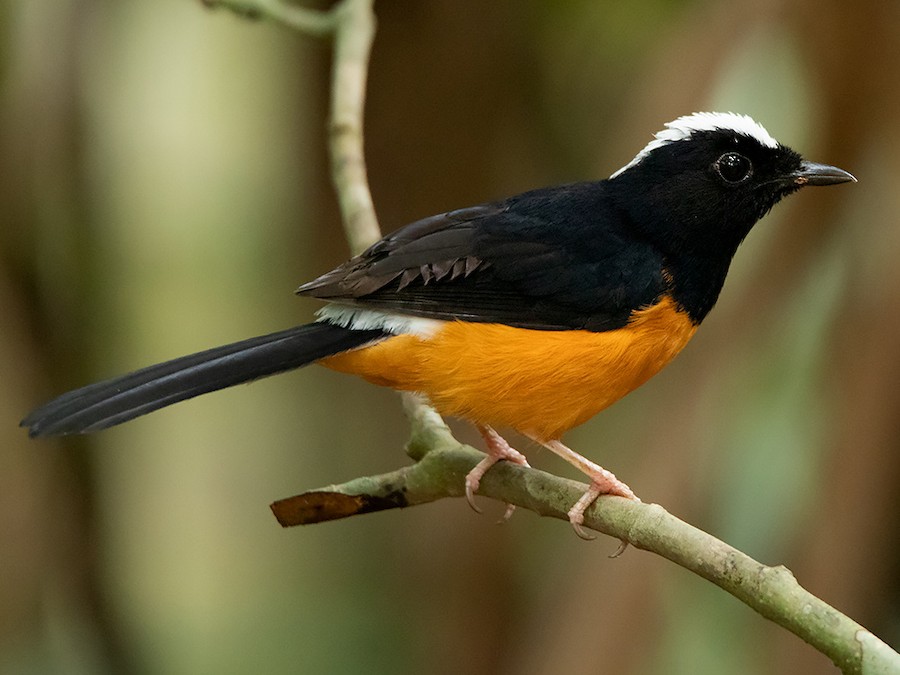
[{"left": 319, "top": 296, "right": 697, "bottom": 441}]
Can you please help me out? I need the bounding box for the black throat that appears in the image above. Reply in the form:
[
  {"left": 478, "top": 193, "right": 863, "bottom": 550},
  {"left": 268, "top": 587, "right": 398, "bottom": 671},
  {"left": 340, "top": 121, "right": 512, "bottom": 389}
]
[{"left": 662, "top": 252, "right": 733, "bottom": 324}]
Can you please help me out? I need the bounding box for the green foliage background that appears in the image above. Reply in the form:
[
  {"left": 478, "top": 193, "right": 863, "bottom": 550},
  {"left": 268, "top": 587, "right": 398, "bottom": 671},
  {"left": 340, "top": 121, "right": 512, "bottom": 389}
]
[{"left": 1, "top": 2, "right": 897, "bottom": 674}]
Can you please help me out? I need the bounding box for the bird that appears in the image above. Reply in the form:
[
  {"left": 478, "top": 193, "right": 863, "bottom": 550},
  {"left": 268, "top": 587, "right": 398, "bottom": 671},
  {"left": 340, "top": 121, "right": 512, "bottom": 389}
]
[{"left": 21, "top": 112, "right": 855, "bottom": 537}]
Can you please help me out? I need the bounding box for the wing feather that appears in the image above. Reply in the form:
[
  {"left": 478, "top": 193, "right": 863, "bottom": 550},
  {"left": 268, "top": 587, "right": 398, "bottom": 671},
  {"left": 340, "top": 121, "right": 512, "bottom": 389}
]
[{"left": 297, "top": 182, "right": 668, "bottom": 331}]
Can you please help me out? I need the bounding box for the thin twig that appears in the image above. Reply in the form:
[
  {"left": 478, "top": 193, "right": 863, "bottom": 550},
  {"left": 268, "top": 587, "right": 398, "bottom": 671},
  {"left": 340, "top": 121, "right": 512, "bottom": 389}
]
[
  {"left": 324, "top": 0, "right": 380, "bottom": 254},
  {"left": 202, "top": 0, "right": 336, "bottom": 34}
]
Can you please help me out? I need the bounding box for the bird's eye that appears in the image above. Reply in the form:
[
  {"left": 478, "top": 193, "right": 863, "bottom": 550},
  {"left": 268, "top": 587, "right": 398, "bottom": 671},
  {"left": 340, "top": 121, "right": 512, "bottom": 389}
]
[{"left": 715, "top": 152, "right": 752, "bottom": 183}]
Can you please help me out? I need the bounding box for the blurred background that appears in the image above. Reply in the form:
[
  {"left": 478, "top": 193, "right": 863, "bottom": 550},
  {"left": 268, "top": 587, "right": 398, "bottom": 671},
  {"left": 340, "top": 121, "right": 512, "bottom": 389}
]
[{"left": 2, "top": 1, "right": 898, "bottom": 673}]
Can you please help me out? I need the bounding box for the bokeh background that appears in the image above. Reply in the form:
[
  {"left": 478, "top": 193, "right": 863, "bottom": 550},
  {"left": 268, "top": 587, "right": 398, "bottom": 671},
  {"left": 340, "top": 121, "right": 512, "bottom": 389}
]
[{"left": 2, "top": 1, "right": 898, "bottom": 673}]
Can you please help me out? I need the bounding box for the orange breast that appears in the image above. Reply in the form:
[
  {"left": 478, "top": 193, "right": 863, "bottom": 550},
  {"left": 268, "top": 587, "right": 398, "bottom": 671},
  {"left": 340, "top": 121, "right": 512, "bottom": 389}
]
[{"left": 319, "top": 296, "right": 697, "bottom": 441}]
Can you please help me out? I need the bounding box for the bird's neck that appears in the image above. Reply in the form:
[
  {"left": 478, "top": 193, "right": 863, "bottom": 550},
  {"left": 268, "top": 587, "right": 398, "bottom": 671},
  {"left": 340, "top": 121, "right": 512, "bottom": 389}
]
[
  {"left": 611, "top": 187, "right": 742, "bottom": 325},
  {"left": 664, "top": 251, "right": 734, "bottom": 325}
]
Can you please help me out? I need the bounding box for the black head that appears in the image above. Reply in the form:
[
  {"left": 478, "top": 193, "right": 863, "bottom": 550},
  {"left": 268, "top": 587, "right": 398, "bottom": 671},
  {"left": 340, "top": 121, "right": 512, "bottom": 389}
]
[
  {"left": 606, "top": 112, "right": 855, "bottom": 322},
  {"left": 609, "top": 112, "right": 855, "bottom": 259}
]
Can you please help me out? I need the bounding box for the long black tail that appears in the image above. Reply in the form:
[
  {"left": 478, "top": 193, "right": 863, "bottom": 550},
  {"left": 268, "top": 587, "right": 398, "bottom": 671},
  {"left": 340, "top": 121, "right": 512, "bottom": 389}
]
[{"left": 22, "top": 322, "right": 387, "bottom": 437}]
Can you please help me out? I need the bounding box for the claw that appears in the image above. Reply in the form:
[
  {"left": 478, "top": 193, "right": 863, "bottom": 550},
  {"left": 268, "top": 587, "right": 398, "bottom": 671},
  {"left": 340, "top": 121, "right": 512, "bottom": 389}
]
[
  {"left": 567, "top": 484, "right": 602, "bottom": 539},
  {"left": 572, "top": 521, "right": 597, "bottom": 541},
  {"left": 497, "top": 502, "right": 517, "bottom": 524},
  {"left": 465, "top": 457, "right": 494, "bottom": 513},
  {"left": 465, "top": 486, "right": 483, "bottom": 513},
  {"left": 609, "top": 540, "right": 629, "bottom": 558}
]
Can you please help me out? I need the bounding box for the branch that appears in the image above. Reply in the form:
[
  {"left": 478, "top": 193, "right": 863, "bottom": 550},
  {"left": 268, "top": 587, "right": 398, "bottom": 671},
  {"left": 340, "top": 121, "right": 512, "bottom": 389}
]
[
  {"left": 270, "top": 398, "right": 899, "bottom": 674},
  {"left": 201, "top": 0, "right": 336, "bottom": 35},
  {"left": 204, "top": 2, "right": 900, "bottom": 673},
  {"left": 324, "top": 0, "right": 380, "bottom": 254}
]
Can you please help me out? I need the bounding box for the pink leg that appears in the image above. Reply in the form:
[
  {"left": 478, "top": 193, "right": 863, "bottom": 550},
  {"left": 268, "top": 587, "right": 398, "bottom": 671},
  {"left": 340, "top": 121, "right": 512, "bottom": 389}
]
[
  {"left": 528, "top": 437, "right": 640, "bottom": 540},
  {"left": 466, "top": 425, "right": 530, "bottom": 519}
]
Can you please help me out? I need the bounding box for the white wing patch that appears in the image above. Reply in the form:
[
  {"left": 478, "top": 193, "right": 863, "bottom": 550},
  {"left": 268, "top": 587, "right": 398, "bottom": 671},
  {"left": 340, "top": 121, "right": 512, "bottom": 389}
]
[
  {"left": 610, "top": 112, "right": 779, "bottom": 179},
  {"left": 316, "top": 305, "right": 444, "bottom": 338}
]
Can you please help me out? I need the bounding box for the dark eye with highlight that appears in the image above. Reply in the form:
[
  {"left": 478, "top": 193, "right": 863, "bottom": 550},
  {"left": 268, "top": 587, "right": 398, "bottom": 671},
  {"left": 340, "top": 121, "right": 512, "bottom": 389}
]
[{"left": 715, "top": 152, "right": 752, "bottom": 183}]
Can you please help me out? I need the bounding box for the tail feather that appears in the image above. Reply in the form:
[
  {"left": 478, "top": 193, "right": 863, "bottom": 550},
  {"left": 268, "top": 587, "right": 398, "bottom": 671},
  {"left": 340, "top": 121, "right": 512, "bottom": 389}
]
[{"left": 22, "top": 322, "right": 387, "bottom": 437}]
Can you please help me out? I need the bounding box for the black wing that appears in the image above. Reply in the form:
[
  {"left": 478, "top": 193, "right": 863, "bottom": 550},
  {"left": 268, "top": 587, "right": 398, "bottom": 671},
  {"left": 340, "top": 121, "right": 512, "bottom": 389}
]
[{"left": 297, "top": 182, "right": 669, "bottom": 331}]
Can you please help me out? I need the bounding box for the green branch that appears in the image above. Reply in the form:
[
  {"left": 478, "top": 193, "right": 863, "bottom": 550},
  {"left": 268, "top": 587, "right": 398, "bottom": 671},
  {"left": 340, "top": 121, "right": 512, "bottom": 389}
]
[
  {"left": 202, "top": 0, "right": 336, "bottom": 34},
  {"left": 271, "top": 398, "right": 898, "bottom": 674}
]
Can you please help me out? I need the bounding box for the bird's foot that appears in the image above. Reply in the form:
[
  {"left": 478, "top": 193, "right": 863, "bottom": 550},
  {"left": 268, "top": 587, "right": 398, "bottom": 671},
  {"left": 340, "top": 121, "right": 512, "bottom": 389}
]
[
  {"left": 466, "top": 425, "right": 530, "bottom": 520},
  {"left": 532, "top": 438, "right": 640, "bottom": 542},
  {"left": 567, "top": 471, "right": 637, "bottom": 541}
]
